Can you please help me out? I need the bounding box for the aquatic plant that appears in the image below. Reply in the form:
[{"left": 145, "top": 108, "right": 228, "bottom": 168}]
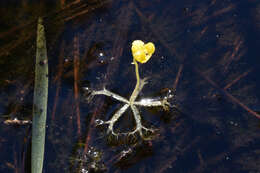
[{"left": 85, "top": 40, "right": 174, "bottom": 139}]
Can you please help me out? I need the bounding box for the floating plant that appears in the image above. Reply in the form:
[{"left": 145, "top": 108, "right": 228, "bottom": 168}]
[{"left": 85, "top": 40, "right": 174, "bottom": 139}]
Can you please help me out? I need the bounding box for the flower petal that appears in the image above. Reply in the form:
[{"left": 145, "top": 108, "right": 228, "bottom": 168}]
[
  {"left": 144, "top": 42, "right": 155, "bottom": 55},
  {"left": 133, "top": 50, "right": 146, "bottom": 63},
  {"left": 131, "top": 40, "right": 144, "bottom": 54}
]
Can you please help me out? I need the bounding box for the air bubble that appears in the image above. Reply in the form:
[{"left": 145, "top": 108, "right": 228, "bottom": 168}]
[
  {"left": 97, "top": 52, "right": 107, "bottom": 64},
  {"left": 166, "top": 89, "right": 176, "bottom": 99},
  {"left": 95, "top": 119, "right": 104, "bottom": 126},
  {"left": 83, "top": 87, "right": 91, "bottom": 91},
  {"left": 83, "top": 87, "right": 93, "bottom": 102}
]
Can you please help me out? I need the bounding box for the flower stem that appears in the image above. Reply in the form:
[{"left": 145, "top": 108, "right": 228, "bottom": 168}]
[{"left": 130, "top": 58, "right": 140, "bottom": 104}]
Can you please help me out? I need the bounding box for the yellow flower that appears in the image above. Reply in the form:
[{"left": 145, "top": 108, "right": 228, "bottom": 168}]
[{"left": 131, "top": 40, "right": 155, "bottom": 63}]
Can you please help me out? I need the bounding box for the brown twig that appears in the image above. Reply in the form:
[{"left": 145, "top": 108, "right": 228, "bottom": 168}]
[
  {"left": 0, "top": 0, "right": 106, "bottom": 58},
  {"left": 60, "top": 0, "right": 66, "bottom": 9},
  {"left": 0, "top": 31, "right": 34, "bottom": 57},
  {"left": 21, "top": 147, "right": 25, "bottom": 173},
  {"left": 197, "top": 150, "right": 205, "bottom": 166},
  {"left": 0, "top": 20, "right": 36, "bottom": 39},
  {"left": 193, "top": 150, "right": 229, "bottom": 173},
  {"left": 13, "top": 147, "right": 19, "bottom": 173},
  {"left": 224, "top": 69, "right": 251, "bottom": 90},
  {"left": 202, "top": 5, "right": 235, "bottom": 23},
  {"left": 212, "top": 5, "right": 235, "bottom": 18},
  {"left": 64, "top": 4, "right": 89, "bottom": 22},
  {"left": 73, "top": 34, "right": 81, "bottom": 137},
  {"left": 0, "top": 0, "right": 82, "bottom": 40},
  {"left": 64, "top": 0, "right": 112, "bottom": 22},
  {"left": 224, "top": 38, "right": 243, "bottom": 72},
  {"left": 173, "top": 64, "right": 184, "bottom": 90},
  {"left": 200, "top": 26, "right": 208, "bottom": 36},
  {"left": 195, "top": 68, "right": 260, "bottom": 119},
  {"left": 83, "top": 107, "right": 101, "bottom": 153},
  {"left": 157, "top": 136, "right": 201, "bottom": 173},
  {"left": 135, "top": 6, "right": 180, "bottom": 61}
]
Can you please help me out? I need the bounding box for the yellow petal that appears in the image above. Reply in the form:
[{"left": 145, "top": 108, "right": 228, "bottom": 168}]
[
  {"left": 133, "top": 50, "right": 146, "bottom": 63},
  {"left": 131, "top": 40, "right": 144, "bottom": 54},
  {"left": 144, "top": 42, "right": 155, "bottom": 55},
  {"left": 143, "top": 54, "right": 152, "bottom": 63}
]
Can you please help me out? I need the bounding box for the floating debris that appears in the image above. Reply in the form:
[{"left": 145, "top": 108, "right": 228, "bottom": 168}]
[{"left": 4, "top": 117, "right": 31, "bottom": 125}]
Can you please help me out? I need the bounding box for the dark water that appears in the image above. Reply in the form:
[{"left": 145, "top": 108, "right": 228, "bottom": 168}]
[{"left": 0, "top": 0, "right": 260, "bottom": 173}]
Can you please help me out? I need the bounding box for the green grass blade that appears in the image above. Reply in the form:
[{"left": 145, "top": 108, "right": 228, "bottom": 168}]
[{"left": 31, "top": 17, "right": 48, "bottom": 173}]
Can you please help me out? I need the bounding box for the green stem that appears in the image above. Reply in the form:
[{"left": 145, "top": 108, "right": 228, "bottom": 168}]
[{"left": 129, "top": 58, "right": 140, "bottom": 104}]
